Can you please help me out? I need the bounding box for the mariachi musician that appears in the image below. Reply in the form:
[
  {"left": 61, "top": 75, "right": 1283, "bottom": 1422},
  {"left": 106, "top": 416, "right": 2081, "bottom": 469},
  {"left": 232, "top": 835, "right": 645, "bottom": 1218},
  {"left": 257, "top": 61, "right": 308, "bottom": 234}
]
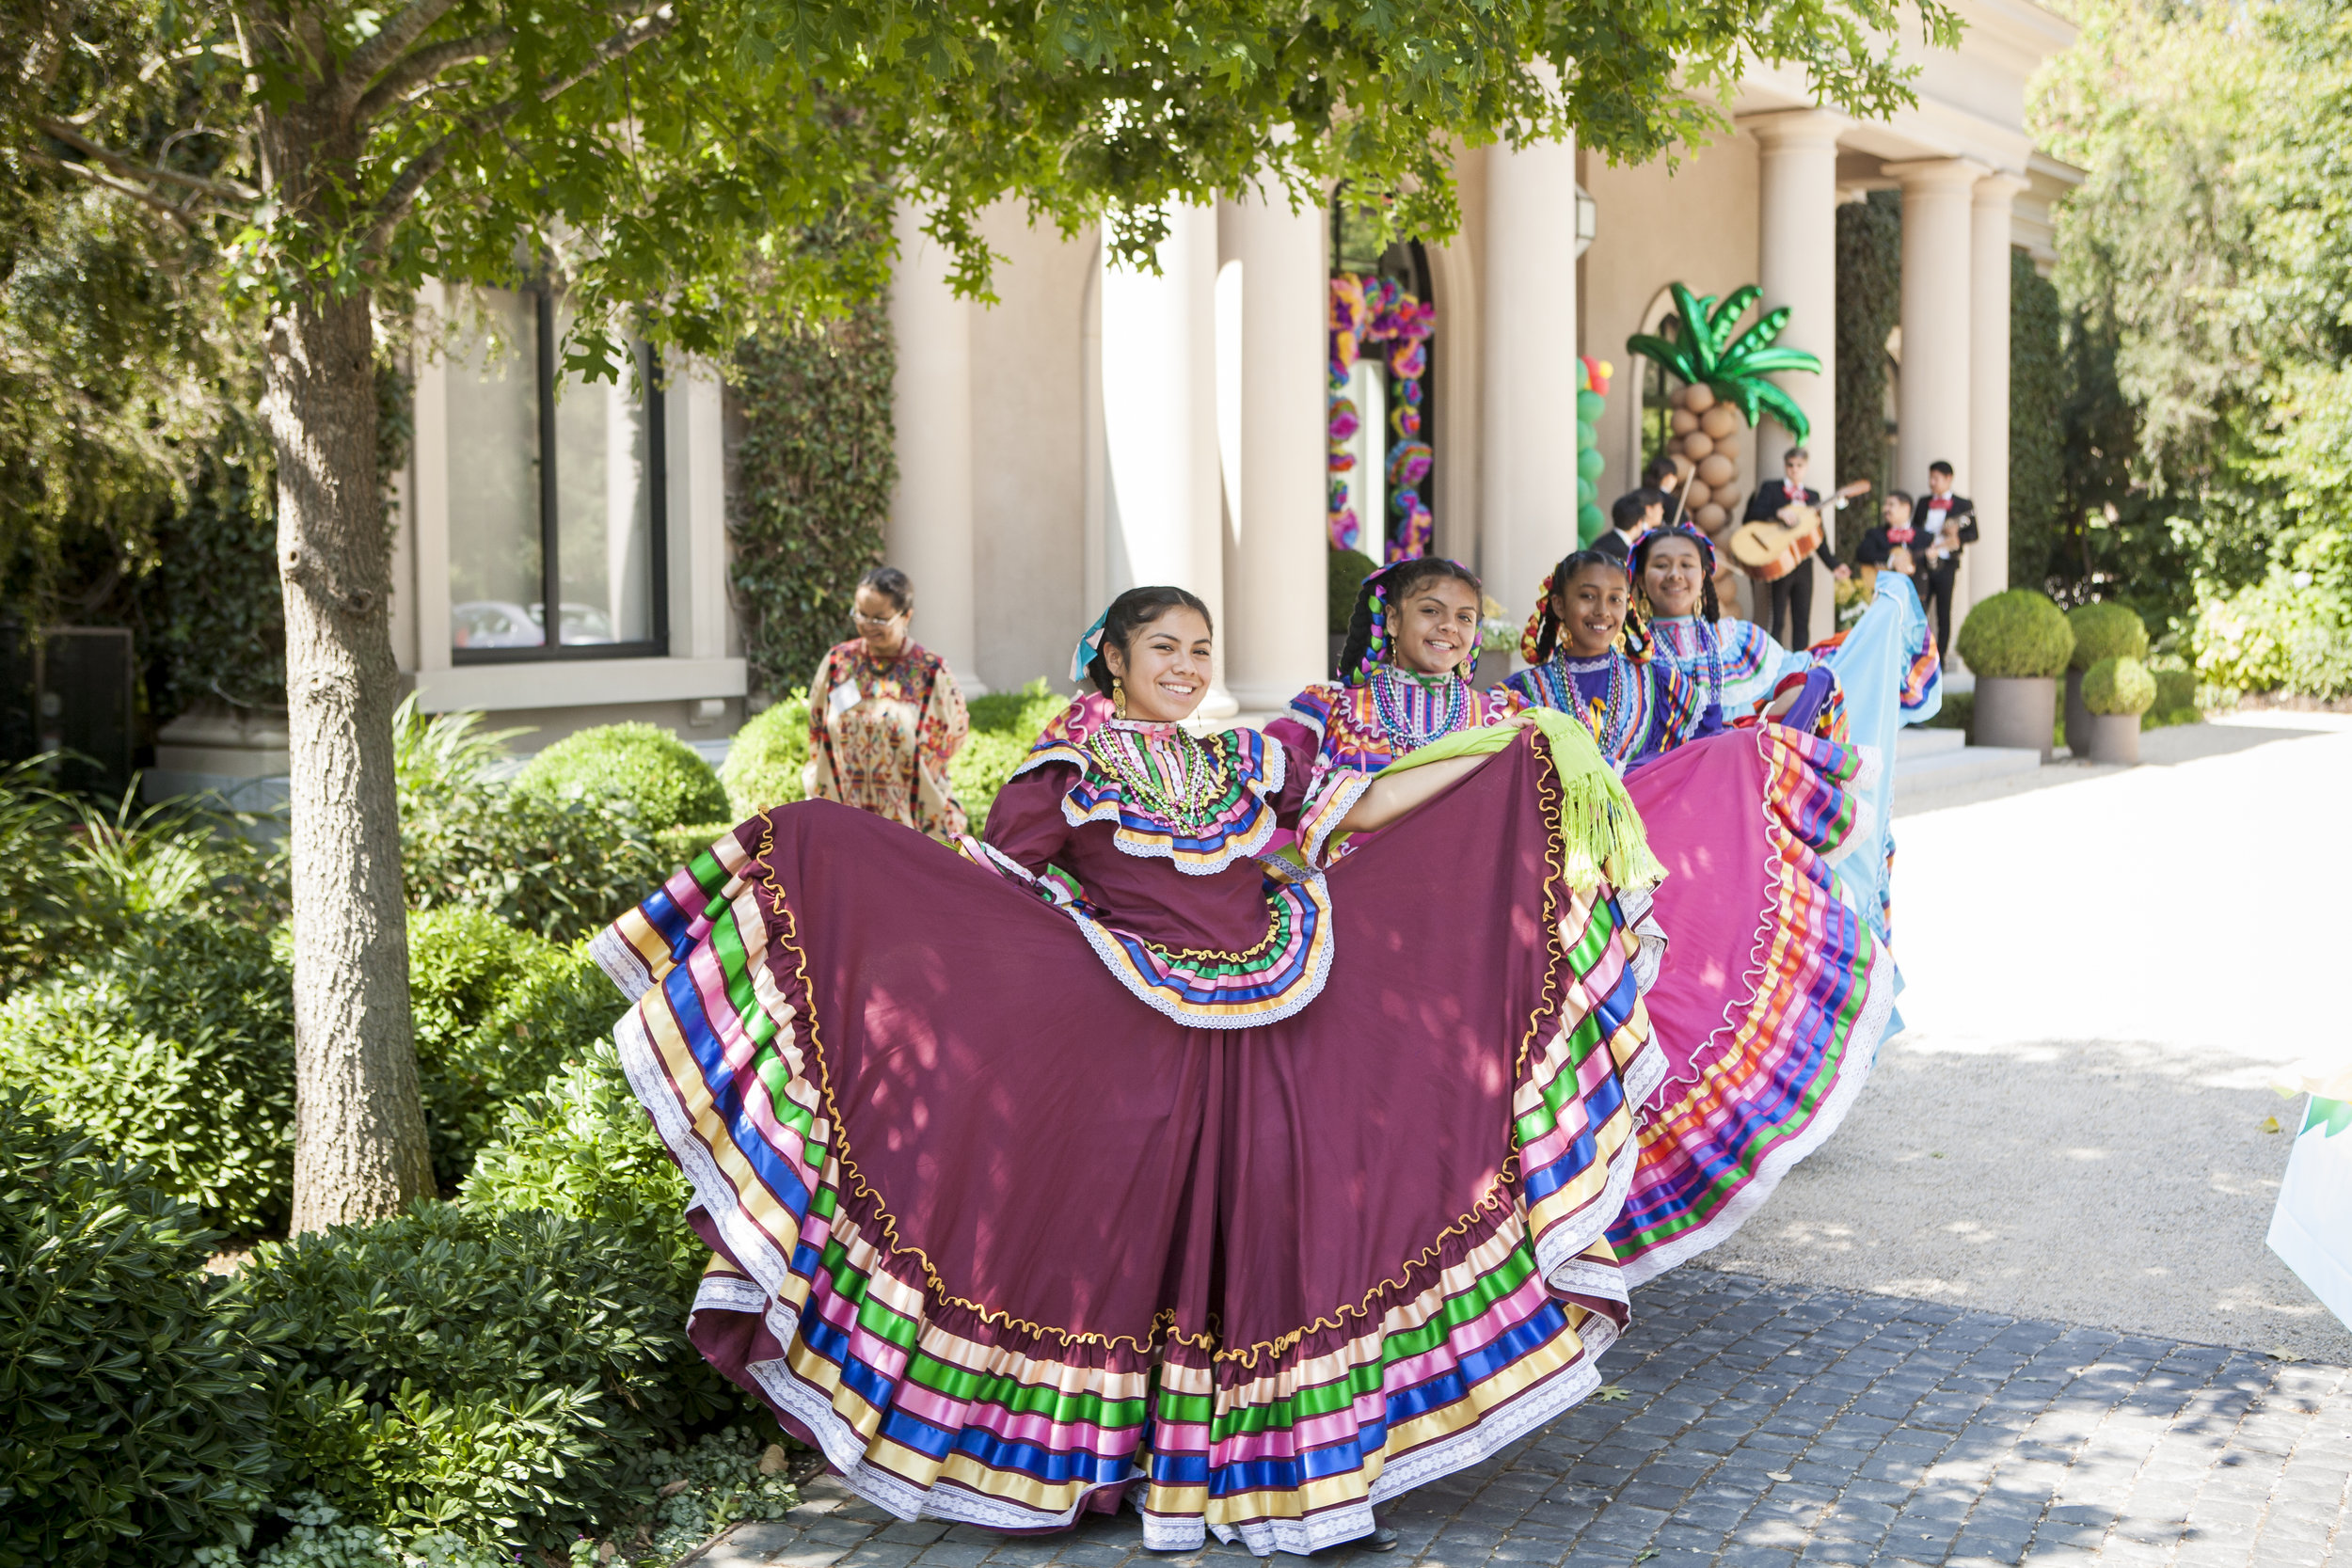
[{"left": 1740, "top": 445, "right": 1870, "bottom": 646}]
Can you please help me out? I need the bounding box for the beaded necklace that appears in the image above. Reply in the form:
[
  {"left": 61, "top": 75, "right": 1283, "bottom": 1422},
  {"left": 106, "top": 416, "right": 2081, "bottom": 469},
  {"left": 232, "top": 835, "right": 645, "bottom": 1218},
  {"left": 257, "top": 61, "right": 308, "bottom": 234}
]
[
  {"left": 1534, "top": 649, "right": 1638, "bottom": 762},
  {"left": 1084, "top": 721, "right": 1233, "bottom": 832},
  {"left": 1370, "top": 665, "right": 1470, "bottom": 753}
]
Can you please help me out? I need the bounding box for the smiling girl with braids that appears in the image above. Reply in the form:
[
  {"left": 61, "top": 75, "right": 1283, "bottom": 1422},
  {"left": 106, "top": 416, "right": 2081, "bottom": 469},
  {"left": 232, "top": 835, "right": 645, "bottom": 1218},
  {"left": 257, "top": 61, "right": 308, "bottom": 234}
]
[
  {"left": 1264, "top": 556, "right": 1528, "bottom": 864},
  {"left": 1502, "top": 549, "right": 1712, "bottom": 771},
  {"left": 1633, "top": 526, "right": 1816, "bottom": 724}
]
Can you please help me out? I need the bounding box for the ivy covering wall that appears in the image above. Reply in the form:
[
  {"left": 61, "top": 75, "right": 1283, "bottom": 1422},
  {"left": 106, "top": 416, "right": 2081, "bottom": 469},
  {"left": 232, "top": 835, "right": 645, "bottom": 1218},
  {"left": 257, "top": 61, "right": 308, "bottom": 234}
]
[
  {"left": 727, "top": 300, "right": 897, "bottom": 698},
  {"left": 1834, "top": 191, "right": 1901, "bottom": 497},
  {"left": 2009, "top": 251, "right": 2067, "bottom": 594}
]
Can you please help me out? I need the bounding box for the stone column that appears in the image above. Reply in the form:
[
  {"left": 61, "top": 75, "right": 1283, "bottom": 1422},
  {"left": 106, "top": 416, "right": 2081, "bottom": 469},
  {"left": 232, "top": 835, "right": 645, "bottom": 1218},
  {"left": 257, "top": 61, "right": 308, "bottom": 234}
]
[
  {"left": 1481, "top": 131, "right": 1581, "bottom": 635},
  {"left": 1099, "top": 202, "right": 1236, "bottom": 716},
  {"left": 1969, "top": 172, "right": 2029, "bottom": 608},
  {"left": 1218, "top": 188, "right": 1329, "bottom": 713},
  {"left": 1749, "top": 109, "right": 1846, "bottom": 644},
  {"left": 1887, "top": 158, "right": 1986, "bottom": 505},
  {"left": 885, "top": 202, "right": 982, "bottom": 690}
]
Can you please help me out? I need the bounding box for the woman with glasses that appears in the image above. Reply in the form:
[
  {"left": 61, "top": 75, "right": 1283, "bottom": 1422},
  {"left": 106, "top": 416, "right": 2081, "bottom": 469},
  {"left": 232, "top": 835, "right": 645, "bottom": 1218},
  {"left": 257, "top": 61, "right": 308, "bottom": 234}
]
[{"left": 804, "top": 565, "right": 971, "bottom": 843}]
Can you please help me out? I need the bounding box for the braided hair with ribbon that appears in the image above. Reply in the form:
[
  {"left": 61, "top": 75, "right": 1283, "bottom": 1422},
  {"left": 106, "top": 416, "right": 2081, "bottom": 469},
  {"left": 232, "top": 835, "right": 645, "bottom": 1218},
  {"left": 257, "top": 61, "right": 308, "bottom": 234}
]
[
  {"left": 1335, "top": 556, "right": 1486, "bottom": 685},
  {"left": 1521, "top": 549, "right": 1649, "bottom": 666}
]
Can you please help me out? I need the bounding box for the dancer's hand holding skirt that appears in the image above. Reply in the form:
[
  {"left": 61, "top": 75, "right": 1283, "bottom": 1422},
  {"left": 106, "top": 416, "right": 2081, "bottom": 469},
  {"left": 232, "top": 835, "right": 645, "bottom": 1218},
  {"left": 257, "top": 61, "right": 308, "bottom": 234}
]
[{"left": 593, "top": 726, "right": 1665, "bottom": 1555}]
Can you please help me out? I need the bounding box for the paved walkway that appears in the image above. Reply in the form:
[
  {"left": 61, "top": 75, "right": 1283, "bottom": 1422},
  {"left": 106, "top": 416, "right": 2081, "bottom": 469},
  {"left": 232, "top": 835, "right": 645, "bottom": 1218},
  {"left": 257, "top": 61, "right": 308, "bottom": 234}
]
[{"left": 702, "top": 1270, "right": 2350, "bottom": 1568}]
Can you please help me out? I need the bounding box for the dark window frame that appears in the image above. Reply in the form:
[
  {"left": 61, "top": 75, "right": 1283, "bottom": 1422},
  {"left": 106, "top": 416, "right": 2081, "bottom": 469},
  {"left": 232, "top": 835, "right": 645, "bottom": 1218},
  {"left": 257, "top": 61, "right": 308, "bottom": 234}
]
[{"left": 452, "top": 288, "right": 671, "bottom": 666}]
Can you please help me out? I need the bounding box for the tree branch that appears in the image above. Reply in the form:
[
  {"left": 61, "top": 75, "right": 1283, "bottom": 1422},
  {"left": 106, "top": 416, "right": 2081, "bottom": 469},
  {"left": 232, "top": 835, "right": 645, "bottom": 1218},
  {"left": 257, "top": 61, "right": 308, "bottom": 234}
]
[
  {"left": 341, "top": 0, "right": 464, "bottom": 103},
  {"left": 36, "top": 116, "right": 260, "bottom": 202},
  {"left": 358, "top": 5, "right": 679, "bottom": 258},
  {"left": 24, "top": 149, "right": 200, "bottom": 230},
  {"left": 354, "top": 29, "right": 516, "bottom": 123}
]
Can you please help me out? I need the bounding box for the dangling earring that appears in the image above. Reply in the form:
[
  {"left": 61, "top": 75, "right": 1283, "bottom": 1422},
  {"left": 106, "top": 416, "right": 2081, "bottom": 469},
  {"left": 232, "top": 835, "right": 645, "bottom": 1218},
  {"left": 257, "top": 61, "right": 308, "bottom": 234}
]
[{"left": 1112, "top": 676, "right": 1127, "bottom": 720}]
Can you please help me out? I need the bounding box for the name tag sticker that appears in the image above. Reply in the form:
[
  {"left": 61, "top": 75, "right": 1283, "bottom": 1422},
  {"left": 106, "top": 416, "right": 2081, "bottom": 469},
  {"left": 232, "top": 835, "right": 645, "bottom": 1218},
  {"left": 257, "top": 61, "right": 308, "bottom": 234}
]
[{"left": 827, "top": 680, "right": 862, "bottom": 719}]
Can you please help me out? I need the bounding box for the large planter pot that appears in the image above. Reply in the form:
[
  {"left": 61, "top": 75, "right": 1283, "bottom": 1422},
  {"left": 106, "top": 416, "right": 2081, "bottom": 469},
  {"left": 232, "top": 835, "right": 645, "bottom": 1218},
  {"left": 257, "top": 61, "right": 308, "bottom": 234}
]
[
  {"left": 2064, "top": 668, "right": 2091, "bottom": 755},
  {"left": 2083, "top": 711, "right": 2141, "bottom": 766},
  {"left": 1974, "top": 675, "right": 2058, "bottom": 758}
]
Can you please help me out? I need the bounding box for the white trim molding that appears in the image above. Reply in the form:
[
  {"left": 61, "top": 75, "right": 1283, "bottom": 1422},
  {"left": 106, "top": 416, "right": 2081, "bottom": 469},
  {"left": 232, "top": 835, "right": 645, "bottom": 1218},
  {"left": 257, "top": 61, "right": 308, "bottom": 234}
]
[{"left": 410, "top": 657, "right": 747, "bottom": 713}]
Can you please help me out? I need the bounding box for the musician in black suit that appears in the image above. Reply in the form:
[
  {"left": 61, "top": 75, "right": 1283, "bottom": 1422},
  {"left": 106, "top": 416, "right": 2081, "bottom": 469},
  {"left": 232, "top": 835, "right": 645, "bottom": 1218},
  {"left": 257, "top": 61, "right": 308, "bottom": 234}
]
[
  {"left": 1594, "top": 488, "right": 1664, "bottom": 563},
  {"left": 1741, "top": 447, "right": 1863, "bottom": 646},
  {"left": 1911, "top": 460, "right": 1979, "bottom": 663}
]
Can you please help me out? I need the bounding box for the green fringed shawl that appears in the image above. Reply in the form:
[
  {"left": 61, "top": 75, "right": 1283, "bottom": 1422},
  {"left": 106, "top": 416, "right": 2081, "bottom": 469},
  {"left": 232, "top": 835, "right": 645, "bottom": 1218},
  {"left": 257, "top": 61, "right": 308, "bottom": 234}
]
[{"left": 1344, "top": 712, "right": 1665, "bottom": 893}]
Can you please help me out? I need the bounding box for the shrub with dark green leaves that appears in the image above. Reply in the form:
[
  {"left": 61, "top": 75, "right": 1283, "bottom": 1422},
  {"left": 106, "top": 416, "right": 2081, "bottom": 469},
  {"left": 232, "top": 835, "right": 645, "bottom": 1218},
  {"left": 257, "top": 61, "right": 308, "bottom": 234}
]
[
  {"left": 227, "top": 1202, "right": 738, "bottom": 1553},
  {"left": 1329, "top": 546, "right": 1376, "bottom": 634},
  {"left": 397, "top": 703, "right": 668, "bottom": 942},
  {"left": 516, "top": 722, "right": 727, "bottom": 831},
  {"left": 0, "top": 919, "right": 295, "bottom": 1233},
  {"left": 460, "top": 1042, "right": 699, "bottom": 1295},
  {"left": 951, "top": 678, "right": 1067, "bottom": 828},
  {"left": 719, "top": 693, "right": 811, "bottom": 818},
  {"left": 2083, "top": 655, "right": 2157, "bottom": 716},
  {"left": 2065, "top": 600, "right": 2150, "bottom": 671},
  {"left": 406, "top": 909, "right": 616, "bottom": 1187},
  {"left": 1955, "top": 589, "right": 2074, "bottom": 679},
  {"left": 1, "top": 1092, "right": 278, "bottom": 1568}
]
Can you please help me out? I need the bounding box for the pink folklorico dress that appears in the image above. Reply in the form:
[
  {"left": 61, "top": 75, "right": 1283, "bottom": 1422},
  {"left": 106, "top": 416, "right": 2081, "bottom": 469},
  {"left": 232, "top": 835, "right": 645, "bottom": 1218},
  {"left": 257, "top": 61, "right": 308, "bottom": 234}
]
[{"left": 594, "top": 692, "right": 1667, "bottom": 1555}]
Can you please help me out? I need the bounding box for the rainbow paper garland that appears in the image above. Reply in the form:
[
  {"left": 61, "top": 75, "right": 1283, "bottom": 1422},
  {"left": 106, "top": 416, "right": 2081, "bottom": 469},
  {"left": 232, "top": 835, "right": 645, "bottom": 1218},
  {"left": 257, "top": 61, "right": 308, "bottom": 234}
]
[{"left": 1328, "top": 273, "right": 1438, "bottom": 562}]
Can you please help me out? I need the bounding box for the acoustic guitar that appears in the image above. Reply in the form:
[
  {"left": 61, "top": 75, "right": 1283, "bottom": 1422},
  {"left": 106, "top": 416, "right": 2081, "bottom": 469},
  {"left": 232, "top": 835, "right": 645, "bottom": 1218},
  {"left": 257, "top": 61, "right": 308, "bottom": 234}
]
[{"left": 1724, "top": 480, "right": 1873, "bottom": 582}]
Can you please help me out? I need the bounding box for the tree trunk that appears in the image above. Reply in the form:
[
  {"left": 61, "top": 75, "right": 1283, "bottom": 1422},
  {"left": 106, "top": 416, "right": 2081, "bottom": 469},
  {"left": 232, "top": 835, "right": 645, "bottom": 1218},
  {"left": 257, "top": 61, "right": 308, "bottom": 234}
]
[{"left": 262, "top": 95, "right": 434, "bottom": 1232}]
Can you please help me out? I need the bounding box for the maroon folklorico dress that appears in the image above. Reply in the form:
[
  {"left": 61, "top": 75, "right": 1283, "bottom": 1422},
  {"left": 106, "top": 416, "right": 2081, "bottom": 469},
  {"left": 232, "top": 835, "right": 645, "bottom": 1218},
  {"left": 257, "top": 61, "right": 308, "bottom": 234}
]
[{"left": 595, "top": 693, "right": 1666, "bottom": 1554}]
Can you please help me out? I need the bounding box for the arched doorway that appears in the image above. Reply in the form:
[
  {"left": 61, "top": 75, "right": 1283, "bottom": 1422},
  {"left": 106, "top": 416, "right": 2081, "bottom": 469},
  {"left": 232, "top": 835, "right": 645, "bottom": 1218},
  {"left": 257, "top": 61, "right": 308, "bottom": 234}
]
[{"left": 1329, "top": 195, "right": 1438, "bottom": 565}]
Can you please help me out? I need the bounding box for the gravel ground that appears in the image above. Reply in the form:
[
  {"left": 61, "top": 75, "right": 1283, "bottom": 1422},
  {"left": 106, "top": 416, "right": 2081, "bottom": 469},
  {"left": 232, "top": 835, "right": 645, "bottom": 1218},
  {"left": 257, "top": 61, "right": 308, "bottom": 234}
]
[{"left": 1708, "top": 711, "right": 2352, "bottom": 1364}]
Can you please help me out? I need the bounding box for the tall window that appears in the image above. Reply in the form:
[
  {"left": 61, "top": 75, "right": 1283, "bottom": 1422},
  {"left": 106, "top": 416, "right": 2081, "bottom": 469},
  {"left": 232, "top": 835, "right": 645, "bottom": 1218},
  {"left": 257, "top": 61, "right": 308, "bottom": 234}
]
[
  {"left": 1639, "top": 316, "right": 1682, "bottom": 474},
  {"left": 446, "top": 288, "right": 667, "bottom": 661}
]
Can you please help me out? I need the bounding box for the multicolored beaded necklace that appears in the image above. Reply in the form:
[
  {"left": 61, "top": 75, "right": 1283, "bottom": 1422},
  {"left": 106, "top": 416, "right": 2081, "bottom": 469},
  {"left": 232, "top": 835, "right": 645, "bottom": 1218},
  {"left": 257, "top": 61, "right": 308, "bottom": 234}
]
[
  {"left": 1084, "top": 721, "right": 1233, "bottom": 832},
  {"left": 1529, "top": 648, "right": 1639, "bottom": 761},
  {"left": 1370, "top": 665, "right": 1470, "bottom": 753}
]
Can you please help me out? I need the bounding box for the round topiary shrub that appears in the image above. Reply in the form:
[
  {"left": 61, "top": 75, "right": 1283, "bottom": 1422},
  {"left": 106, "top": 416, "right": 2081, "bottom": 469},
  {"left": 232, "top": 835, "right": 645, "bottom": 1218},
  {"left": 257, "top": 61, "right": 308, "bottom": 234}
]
[
  {"left": 1329, "top": 546, "right": 1376, "bottom": 634},
  {"left": 2153, "top": 667, "right": 2199, "bottom": 719},
  {"left": 516, "top": 722, "right": 727, "bottom": 830},
  {"left": 1, "top": 1091, "right": 278, "bottom": 1568},
  {"left": 2066, "top": 601, "right": 2150, "bottom": 671},
  {"left": 720, "top": 692, "right": 812, "bottom": 819},
  {"left": 1955, "top": 589, "right": 2074, "bottom": 679},
  {"left": 2082, "top": 655, "right": 2157, "bottom": 716}
]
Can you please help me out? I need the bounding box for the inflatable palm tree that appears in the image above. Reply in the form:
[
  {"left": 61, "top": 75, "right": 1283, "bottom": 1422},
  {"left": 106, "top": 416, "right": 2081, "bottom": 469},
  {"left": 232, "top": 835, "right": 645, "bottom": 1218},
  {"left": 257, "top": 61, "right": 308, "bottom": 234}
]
[{"left": 1627, "top": 283, "right": 1821, "bottom": 442}]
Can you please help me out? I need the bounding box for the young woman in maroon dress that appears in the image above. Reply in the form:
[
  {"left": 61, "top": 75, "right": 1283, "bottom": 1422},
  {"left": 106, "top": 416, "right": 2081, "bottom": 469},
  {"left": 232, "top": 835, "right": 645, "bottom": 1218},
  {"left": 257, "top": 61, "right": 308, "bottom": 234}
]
[{"left": 596, "top": 586, "right": 1670, "bottom": 1555}]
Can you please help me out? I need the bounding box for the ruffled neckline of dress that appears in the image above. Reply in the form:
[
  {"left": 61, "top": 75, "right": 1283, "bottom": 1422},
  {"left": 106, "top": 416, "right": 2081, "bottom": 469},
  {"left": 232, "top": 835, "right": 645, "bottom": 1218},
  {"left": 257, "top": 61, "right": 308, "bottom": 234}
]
[{"left": 1015, "top": 693, "right": 1286, "bottom": 876}]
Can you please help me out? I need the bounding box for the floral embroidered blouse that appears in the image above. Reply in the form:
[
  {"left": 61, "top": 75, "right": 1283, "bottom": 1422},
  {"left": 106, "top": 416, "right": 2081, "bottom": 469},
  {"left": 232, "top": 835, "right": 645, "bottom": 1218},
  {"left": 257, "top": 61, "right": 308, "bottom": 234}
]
[
  {"left": 804, "top": 639, "right": 970, "bottom": 844},
  {"left": 1263, "top": 667, "right": 1523, "bottom": 865}
]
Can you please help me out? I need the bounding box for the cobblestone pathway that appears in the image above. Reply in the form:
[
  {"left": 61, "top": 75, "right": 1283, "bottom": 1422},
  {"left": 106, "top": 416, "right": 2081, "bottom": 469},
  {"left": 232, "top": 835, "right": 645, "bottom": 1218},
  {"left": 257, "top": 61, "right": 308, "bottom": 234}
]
[{"left": 699, "top": 1270, "right": 2352, "bottom": 1568}]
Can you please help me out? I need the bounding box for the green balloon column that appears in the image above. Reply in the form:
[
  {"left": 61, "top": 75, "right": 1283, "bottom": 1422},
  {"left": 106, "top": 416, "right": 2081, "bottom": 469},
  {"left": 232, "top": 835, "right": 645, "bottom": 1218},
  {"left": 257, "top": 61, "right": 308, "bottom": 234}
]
[{"left": 1575, "top": 356, "right": 1614, "bottom": 546}]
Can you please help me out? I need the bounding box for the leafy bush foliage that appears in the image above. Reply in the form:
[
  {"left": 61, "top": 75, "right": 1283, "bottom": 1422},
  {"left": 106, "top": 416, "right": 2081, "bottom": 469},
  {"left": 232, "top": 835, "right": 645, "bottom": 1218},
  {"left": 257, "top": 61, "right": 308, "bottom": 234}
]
[
  {"left": 1, "top": 1092, "right": 278, "bottom": 1568},
  {"left": 2192, "top": 568, "right": 2352, "bottom": 700},
  {"left": 730, "top": 309, "right": 896, "bottom": 698},
  {"left": 228, "top": 1202, "right": 739, "bottom": 1554},
  {"left": 2065, "top": 600, "right": 2150, "bottom": 670},
  {"left": 460, "top": 1042, "right": 699, "bottom": 1297},
  {"left": 396, "top": 701, "right": 668, "bottom": 942},
  {"left": 1955, "top": 589, "right": 2075, "bottom": 679},
  {"left": 2083, "top": 655, "right": 2157, "bottom": 716},
  {"left": 1328, "top": 546, "right": 1376, "bottom": 635},
  {"left": 951, "top": 679, "right": 1066, "bottom": 829},
  {"left": 719, "top": 693, "right": 812, "bottom": 818},
  {"left": 405, "top": 909, "right": 615, "bottom": 1188},
  {"left": 0, "top": 918, "right": 295, "bottom": 1232},
  {"left": 2152, "top": 667, "right": 2200, "bottom": 721},
  {"left": 515, "top": 723, "right": 727, "bottom": 832}
]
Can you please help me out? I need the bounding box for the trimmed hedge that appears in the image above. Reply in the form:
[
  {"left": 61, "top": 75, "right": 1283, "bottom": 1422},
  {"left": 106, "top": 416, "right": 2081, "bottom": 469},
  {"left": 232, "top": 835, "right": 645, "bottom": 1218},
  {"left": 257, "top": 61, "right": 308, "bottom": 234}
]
[
  {"left": 2152, "top": 667, "right": 2200, "bottom": 721},
  {"left": 0, "top": 919, "right": 295, "bottom": 1233},
  {"left": 516, "top": 722, "right": 728, "bottom": 831},
  {"left": 2083, "top": 655, "right": 2157, "bottom": 716},
  {"left": 2066, "top": 601, "right": 2150, "bottom": 671},
  {"left": 1955, "top": 589, "right": 2074, "bottom": 679},
  {"left": 2, "top": 1092, "right": 277, "bottom": 1568},
  {"left": 719, "top": 694, "right": 812, "bottom": 819},
  {"left": 1328, "top": 546, "right": 1376, "bottom": 635},
  {"left": 951, "top": 680, "right": 1067, "bottom": 829}
]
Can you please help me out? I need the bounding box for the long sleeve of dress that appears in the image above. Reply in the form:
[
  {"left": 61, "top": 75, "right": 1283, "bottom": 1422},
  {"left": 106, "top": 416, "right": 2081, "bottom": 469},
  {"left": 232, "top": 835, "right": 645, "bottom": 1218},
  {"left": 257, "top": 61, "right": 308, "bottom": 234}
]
[
  {"left": 911, "top": 663, "right": 972, "bottom": 842},
  {"left": 980, "top": 761, "right": 1075, "bottom": 879}
]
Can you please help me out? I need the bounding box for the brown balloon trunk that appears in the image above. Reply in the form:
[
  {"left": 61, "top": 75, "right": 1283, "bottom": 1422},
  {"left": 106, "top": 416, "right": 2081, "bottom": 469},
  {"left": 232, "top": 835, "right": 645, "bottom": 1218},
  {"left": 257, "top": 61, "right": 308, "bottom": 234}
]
[{"left": 260, "top": 89, "right": 434, "bottom": 1233}]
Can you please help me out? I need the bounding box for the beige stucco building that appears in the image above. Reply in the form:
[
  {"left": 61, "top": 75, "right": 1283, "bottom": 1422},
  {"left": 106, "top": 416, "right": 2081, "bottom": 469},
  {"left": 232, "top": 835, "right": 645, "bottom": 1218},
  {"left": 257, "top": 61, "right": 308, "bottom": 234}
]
[{"left": 151, "top": 1, "right": 2079, "bottom": 796}]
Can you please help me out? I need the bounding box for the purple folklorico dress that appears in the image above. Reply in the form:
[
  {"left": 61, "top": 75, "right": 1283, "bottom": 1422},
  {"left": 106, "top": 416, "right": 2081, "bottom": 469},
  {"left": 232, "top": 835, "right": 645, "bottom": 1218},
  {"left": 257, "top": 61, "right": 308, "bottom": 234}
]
[{"left": 594, "top": 691, "right": 1669, "bottom": 1554}]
